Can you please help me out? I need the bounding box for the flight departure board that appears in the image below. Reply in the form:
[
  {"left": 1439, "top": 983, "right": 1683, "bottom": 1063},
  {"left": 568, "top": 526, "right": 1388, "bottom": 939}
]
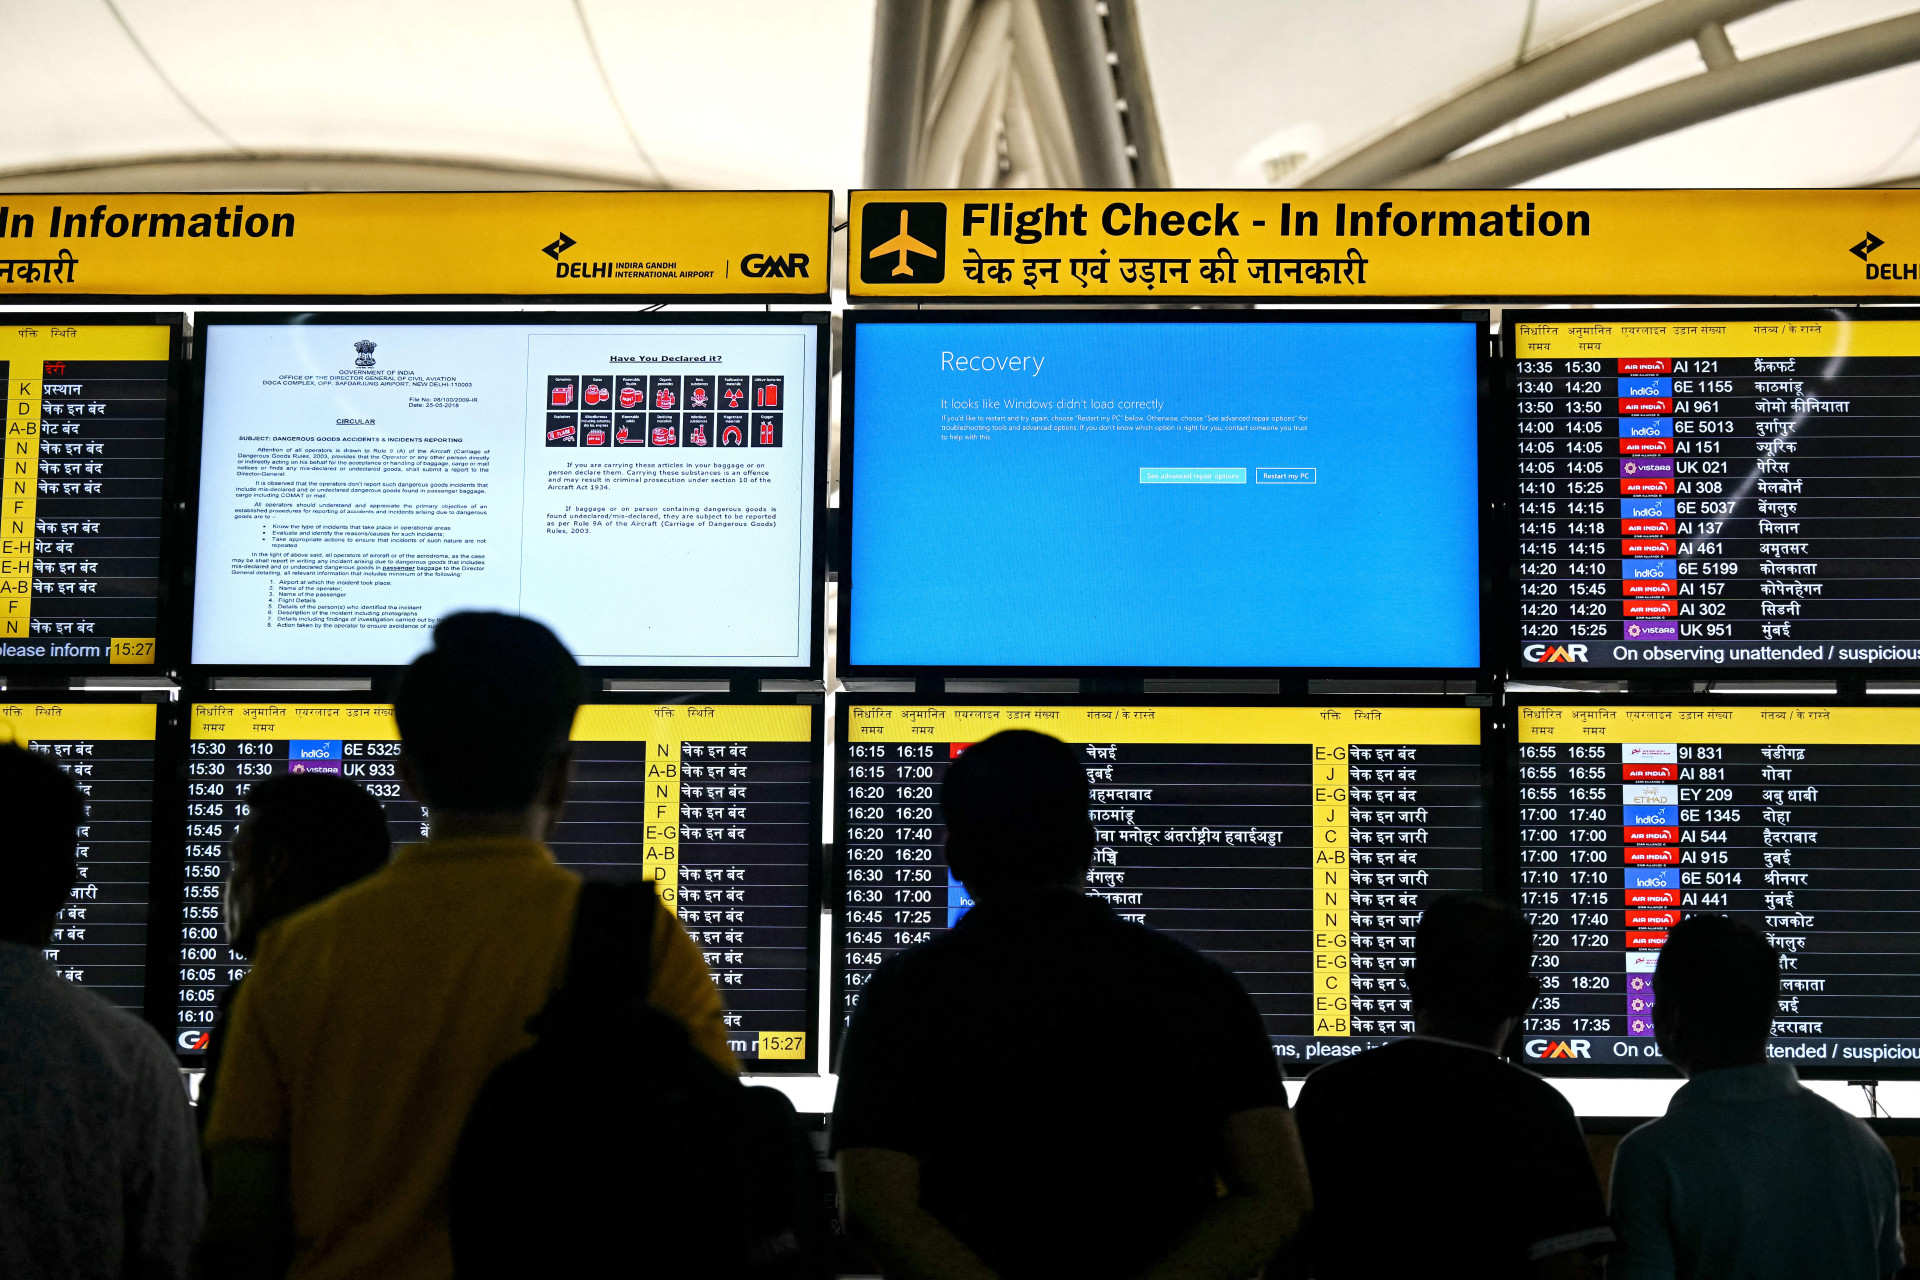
[
  {"left": 176, "top": 700, "right": 821, "bottom": 1069},
  {"left": 1513, "top": 701, "right": 1920, "bottom": 1076},
  {"left": 3, "top": 318, "right": 178, "bottom": 667},
  {"left": 1508, "top": 310, "right": 1920, "bottom": 674},
  {"left": 0, "top": 701, "right": 159, "bottom": 1013},
  {"left": 834, "top": 702, "right": 1485, "bottom": 1067}
]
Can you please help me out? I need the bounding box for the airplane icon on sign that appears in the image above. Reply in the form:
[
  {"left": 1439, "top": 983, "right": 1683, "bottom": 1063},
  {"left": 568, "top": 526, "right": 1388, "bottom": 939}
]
[{"left": 868, "top": 210, "right": 938, "bottom": 277}]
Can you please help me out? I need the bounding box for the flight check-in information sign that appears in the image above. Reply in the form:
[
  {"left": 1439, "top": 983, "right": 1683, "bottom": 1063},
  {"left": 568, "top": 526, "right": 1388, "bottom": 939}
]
[
  {"left": 1510, "top": 313, "right": 1920, "bottom": 672},
  {"left": 178, "top": 702, "right": 819, "bottom": 1067},
  {"left": 1515, "top": 702, "right": 1920, "bottom": 1073},
  {"left": 3, "top": 321, "right": 173, "bottom": 666},
  {"left": 835, "top": 703, "right": 1483, "bottom": 1067}
]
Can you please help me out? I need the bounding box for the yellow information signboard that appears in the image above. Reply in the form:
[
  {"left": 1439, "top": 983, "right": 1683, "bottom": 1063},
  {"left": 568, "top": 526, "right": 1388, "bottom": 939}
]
[
  {"left": 0, "top": 191, "right": 829, "bottom": 300},
  {"left": 850, "top": 189, "right": 1920, "bottom": 301}
]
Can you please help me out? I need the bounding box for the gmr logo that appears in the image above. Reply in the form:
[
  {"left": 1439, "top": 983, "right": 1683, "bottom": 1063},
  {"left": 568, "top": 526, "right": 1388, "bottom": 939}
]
[
  {"left": 740, "top": 253, "right": 811, "bottom": 278},
  {"left": 1523, "top": 644, "right": 1588, "bottom": 663},
  {"left": 1525, "top": 1039, "right": 1592, "bottom": 1059}
]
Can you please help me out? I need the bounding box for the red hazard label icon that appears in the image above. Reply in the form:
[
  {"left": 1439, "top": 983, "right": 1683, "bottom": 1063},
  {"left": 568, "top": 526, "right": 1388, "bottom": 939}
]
[
  {"left": 654, "top": 386, "right": 676, "bottom": 410},
  {"left": 583, "top": 381, "right": 610, "bottom": 406},
  {"left": 651, "top": 424, "right": 678, "bottom": 446},
  {"left": 551, "top": 384, "right": 574, "bottom": 407},
  {"left": 619, "top": 386, "right": 641, "bottom": 409}
]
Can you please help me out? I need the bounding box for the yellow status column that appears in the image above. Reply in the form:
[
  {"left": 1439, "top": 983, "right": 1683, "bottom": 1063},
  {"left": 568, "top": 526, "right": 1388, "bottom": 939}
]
[
  {"left": 1312, "top": 741, "right": 1351, "bottom": 1036},
  {"left": 1, "top": 357, "right": 38, "bottom": 638},
  {"left": 644, "top": 716, "right": 681, "bottom": 913}
]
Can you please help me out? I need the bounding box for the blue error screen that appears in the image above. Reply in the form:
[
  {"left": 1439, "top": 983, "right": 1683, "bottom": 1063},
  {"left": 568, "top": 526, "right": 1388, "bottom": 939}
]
[{"left": 848, "top": 320, "right": 1481, "bottom": 668}]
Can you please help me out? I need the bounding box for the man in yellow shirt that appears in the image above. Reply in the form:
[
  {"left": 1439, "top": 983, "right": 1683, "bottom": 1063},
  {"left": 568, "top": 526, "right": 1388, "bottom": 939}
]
[{"left": 201, "top": 613, "right": 736, "bottom": 1280}]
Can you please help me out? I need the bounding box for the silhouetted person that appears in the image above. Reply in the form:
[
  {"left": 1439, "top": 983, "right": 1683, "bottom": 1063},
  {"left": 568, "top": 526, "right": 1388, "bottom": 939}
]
[
  {"left": 196, "top": 771, "right": 394, "bottom": 1138},
  {"left": 1611, "top": 914, "right": 1901, "bottom": 1279},
  {"left": 833, "top": 729, "right": 1310, "bottom": 1280},
  {"left": 1294, "top": 894, "right": 1610, "bottom": 1279},
  {"left": 200, "top": 613, "right": 736, "bottom": 1280},
  {"left": 0, "top": 742, "right": 202, "bottom": 1279}
]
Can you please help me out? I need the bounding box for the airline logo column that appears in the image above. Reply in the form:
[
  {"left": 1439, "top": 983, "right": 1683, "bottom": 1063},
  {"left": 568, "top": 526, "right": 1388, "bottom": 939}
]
[
  {"left": 1619, "top": 360, "right": 1677, "bottom": 643},
  {"left": 1622, "top": 742, "right": 1681, "bottom": 1037},
  {"left": 1313, "top": 743, "right": 1350, "bottom": 1036},
  {"left": 3, "top": 359, "right": 33, "bottom": 638}
]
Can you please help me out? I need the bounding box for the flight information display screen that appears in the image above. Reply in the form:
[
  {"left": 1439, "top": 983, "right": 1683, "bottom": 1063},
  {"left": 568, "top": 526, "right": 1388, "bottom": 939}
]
[
  {"left": 190, "top": 316, "right": 822, "bottom": 671},
  {"left": 1513, "top": 701, "right": 1920, "bottom": 1075},
  {"left": 175, "top": 701, "right": 820, "bottom": 1069},
  {"left": 2, "top": 319, "right": 177, "bottom": 667},
  {"left": 834, "top": 702, "right": 1485, "bottom": 1067},
  {"left": 844, "top": 315, "right": 1483, "bottom": 672},
  {"left": 1, "top": 701, "right": 159, "bottom": 1013},
  {"left": 1509, "top": 311, "right": 1920, "bottom": 673}
]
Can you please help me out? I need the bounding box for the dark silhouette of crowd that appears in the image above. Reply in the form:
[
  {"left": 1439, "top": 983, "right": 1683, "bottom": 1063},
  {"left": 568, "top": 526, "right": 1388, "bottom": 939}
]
[{"left": 0, "top": 612, "right": 1903, "bottom": 1278}]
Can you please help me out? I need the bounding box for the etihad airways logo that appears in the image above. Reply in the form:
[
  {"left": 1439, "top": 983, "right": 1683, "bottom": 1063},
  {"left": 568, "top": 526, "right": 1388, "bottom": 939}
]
[
  {"left": 1523, "top": 643, "right": 1588, "bottom": 663},
  {"left": 1525, "top": 1038, "right": 1592, "bottom": 1060}
]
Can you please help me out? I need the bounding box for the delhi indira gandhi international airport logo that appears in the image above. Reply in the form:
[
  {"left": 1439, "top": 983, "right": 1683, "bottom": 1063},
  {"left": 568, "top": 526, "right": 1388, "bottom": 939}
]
[
  {"left": 354, "top": 340, "right": 376, "bottom": 368},
  {"left": 860, "top": 201, "right": 945, "bottom": 284}
]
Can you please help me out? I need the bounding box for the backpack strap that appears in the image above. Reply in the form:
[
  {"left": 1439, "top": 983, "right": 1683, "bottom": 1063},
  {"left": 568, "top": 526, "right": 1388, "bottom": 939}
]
[{"left": 559, "top": 880, "right": 659, "bottom": 1006}]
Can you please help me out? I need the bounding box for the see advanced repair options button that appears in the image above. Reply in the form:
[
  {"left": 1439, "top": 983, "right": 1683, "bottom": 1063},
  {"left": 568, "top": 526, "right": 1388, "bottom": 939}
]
[{"left": 1139, "top": 466, "right": 1246, "bottom": 484}]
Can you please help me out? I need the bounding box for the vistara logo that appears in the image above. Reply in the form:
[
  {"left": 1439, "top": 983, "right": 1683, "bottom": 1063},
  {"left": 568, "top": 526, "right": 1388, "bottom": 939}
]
[
  {"left": 1851, "top": 231, "right": 1885, "bottom": 261},
  {"left": 542, "top": 232, "right": 577, "bottom": 260},
  {"left": 1524, "top": 1039, "right": 1592, "bottom": 1059},
  {"left": 1523, "top": 643, "right": 1588, "bottom": 663}
]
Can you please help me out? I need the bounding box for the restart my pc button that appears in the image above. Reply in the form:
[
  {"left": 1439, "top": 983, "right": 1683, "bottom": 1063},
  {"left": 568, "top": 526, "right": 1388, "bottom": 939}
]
[
  {"left": 1256, "top": 467, "right": 1317, "bottom": 484},
  {"left": 1139, "top": 466, "right": 1246, "bottom": 484}
]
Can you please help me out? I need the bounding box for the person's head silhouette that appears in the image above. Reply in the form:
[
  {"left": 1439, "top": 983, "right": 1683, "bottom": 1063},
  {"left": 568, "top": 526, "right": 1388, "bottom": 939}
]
[
  {"left": 393, "top": 612, "right": 582, "bottom": 839},
  {"left": 0, "top": 744, "right": 85, "bottom": 947},
  {"left": 940, "top": 730, "right": 1094, "bottom": 901},
  {"left": 1653, "top": 913, "right": 1778, "bottom": 1075},
  {"left": 225, "top": 772, "right": 392, "bottom": 958},
  {"left": 1407, "top": 893, "right": 1539, "bottom": 1051}
]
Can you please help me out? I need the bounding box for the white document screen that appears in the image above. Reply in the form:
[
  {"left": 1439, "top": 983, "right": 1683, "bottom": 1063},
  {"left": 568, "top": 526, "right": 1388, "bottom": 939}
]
[{"left": 192, "top": 322, "right": 818, "bottom": 667}]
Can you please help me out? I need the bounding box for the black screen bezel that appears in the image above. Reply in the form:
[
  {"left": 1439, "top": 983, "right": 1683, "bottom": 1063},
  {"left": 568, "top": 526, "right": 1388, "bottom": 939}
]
[
  {"left": 827, "top": 692, "right": 1500, "bottom": 1067},
  {"left": 176, "top": 310, "right": 830, "bottom": 680},
  {"left": 836, "top": 307, "right": 1497, "bottom": 680},
  {"left": 159, "top": 689, "right": 827, "bottom": 1073},
  {"left": 1500, "top": 690, "right": 1920, "bottom": 1081},
  {"left": 0, "top": 312, "right": 188, "bottom": 673},
  {"left": 1496, "top": 303, "right": 1920, "bottom": 681}
]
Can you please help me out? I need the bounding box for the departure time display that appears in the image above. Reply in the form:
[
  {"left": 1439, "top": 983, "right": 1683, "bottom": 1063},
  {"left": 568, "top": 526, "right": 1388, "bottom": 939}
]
[
  {"left": 1514, "top": 702, "right": 1920, "bottom": 1074},
  {"left": 175, "top": 701, "right": 820, "bottom": 1068},
  {"left": 1508, "top": 312, "right": 1920, "bottom": 672},
  {"left": 834, "top": 702, "right": 1484, "bottom": 1067}
]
